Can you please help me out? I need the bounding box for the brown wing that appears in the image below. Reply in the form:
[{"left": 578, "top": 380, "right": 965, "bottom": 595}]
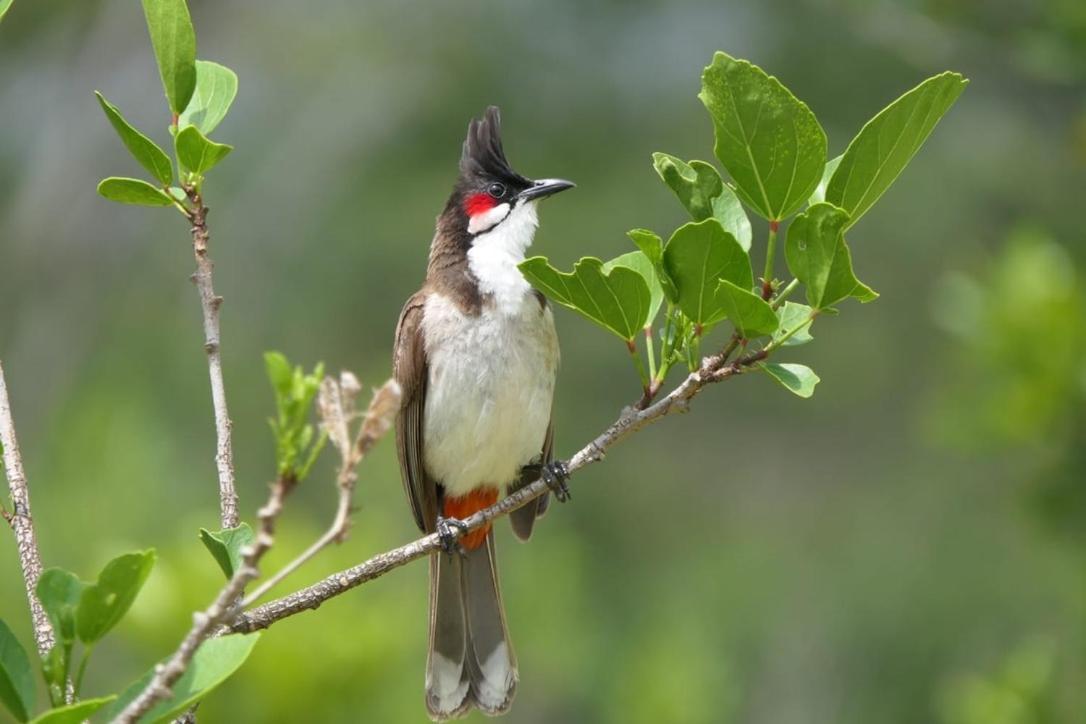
[
  {"left": 394, "top": 290, "right": 438, "bottom": 533},
  {"left": 509, "top": 419, "right": 554, "bottom": 540}
]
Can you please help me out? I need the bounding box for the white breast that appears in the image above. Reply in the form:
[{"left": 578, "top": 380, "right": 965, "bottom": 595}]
[{"left": 421, "top": 291, "right": 559, "bottom": 497}]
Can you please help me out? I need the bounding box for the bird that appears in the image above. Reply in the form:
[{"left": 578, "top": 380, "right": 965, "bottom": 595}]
[{"left": 392, "top": 106, "right": 574, "bottom": 720}]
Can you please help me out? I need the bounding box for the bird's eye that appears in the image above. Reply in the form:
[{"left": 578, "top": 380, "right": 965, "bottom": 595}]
[{"left": 487, "top": 182, "right": 506, "bottom": 199}]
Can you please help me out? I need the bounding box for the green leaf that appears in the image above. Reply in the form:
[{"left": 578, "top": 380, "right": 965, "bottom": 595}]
[
  {"left": 28, "top": 696, "right": 115, "bottom": 724},
  {"left": 97, "top": 178, "right": 174, "bottom": 207},
  {"left": 141, "top": 0, "right": 197, "bottom": 115},
  {"left": 710, "top": 182, "right": 752, "bottom": 251},
  {"left": 715, "top": 280, "right": 778, "bottom": 337},
  {"left": 263, "top": 352, "right": 292, "bottom": 398},
  {"left": 602, "top": 251, "right": 663, "bottom": 327},
  {"left": 652, "top": 153, "right": 721, "bottom": 221},
  {"left": 518, "top": 256, "right": 651, "bottom": 342},
  {"left": 178, "top": 60, "right": 238, "bottom": 134},
  {"left": 784, "top": 203, "right": 877, "bottom": 309},
  {"left": 761, "top": 362, "right": 820, "bottom": 398},
  {"left": 101, "top": 634, "right": 261, "bottom": 724},
  {"left": 94, "top": 92, "right": 173, "bottom": 185},
  {"left": 0, "top": 0, "right": 12, "bottom": 23},
  {"left": 199, "top": 524, "right": 254, "bottom": 579},
  {"left": 774, "top": 302, "right": 814, "bottom": 346},
  {"left": 808, "top": 155, "right": 841, "bottom": 206},
  {"left": 0, "top": 619, "right": 34, "bottom": 722},
  {"left": 826, "top": 72, "right": 967, "bottom": 228},
  {"left": 36, "top": 569, "right": 86, "bottom": 645},
  {"left": 627, "top": 229, "right": 678, "bottom": 303},
  {"left": 699, "top": 51, "right": 827, "bottom": 221},
  {"left": 76, "top": 550, "right": 156, "bottom": 644},
  {"left": 662, "top": 219, "right": 752, "bottom": 329},
  {"left": 175, "top": 125, "right": 233, "bottom": 175}
]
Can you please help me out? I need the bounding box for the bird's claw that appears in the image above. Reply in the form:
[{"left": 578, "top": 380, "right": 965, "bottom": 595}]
[
  {"left": 541, "top": 460, "right": 571, "bottom": 503},
  {"left": 436, "top": 516, "right": 468, "bottom": 555}
]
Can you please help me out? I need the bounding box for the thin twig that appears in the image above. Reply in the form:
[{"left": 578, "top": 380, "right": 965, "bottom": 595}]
[
  {"left": 229, "top": 346, "right": 768, "bottom": 635},
  {"left": 0, "top": 361, "right": 55, "bottom": 657},
  {"left": 111, "top": 473, "right": 297, "bottom": 724},
  {"left": 186, "top": 191, "right": 239, "bottom": 529},
  {"left": 242, "top": 378, "right": 400, "bottom": 606}
]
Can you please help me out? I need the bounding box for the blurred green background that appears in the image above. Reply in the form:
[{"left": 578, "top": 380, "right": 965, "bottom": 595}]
[{"left": 2, "top": 0, "right": 1085, "bottom": 722}]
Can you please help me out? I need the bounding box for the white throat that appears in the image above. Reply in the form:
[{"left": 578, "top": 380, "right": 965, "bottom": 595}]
[{"left": 467, "top": 200, "right": 539, "bottom": 314}]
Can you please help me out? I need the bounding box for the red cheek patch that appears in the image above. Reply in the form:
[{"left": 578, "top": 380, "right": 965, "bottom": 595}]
[{"left": 465, "top": 193, "right": 497, "bottom": 217}]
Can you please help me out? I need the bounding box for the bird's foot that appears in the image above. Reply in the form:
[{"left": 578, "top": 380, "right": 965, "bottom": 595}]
[
  {"left": 541, "top": 461, "right": 571, "bottom": 503},
  {"left": 436, "top": 516, "right": 469, "bottom": 555}
]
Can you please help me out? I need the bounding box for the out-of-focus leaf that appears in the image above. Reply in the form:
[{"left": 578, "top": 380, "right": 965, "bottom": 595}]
[
  {"left": 0, "top": 619, "right": 34, "bottom": 722},
  {"left": 808, "top": 155, "right": 841, "bottom": 206},
  {"left": 699, "top": 51, "right": 827, "bottom": 221},
  {"left": 263, "top": 352, "right": 292, "bottom": 398},
  {"left": 102, "top": 634, "right": 261, "bottom": 724},
  {"left": 0, "top": 0, "right": 13, "bottom": 23},
  {"left": 94, "top": 92, "right": 173, "bottom": 185},
  {"left": 519, "top": 256, "right": 651, "bottom": 342},
  {"left": 199, "top": 524, "right": 254, "bottom": 579},
  {"left": 784, "top": 203, "right": 877, "bottom": 309},
  {"left": 97, "top": 178, "right": 174, "bottom": 207},
  {"left": 36, "top": 569, "right": 86, "bottom": 644},
  {"left": 28, "top": 696, "right": 115, "bottom": 724},
  {"left": 761, "top": 363, "right": 820, "bottom": 398},
  {"left": 76, "top": 550, "right": 156, "bottom": 644},
  {"left": 827, "top": 72, "right": 968, "bottom": 228},
  {"left": 140, "top": 0, "right": 196, "bottom": 115},
  {"left": 662, "top": 219, "right": 752, "bottom": 328},
  {"left": 774, "top": 302, "right": 814, "bottom": 346},
  {"left": 175, "top": 126, "right": 232, "bottom": 174},
  {"left": 602, "top": 251, "right": 663, "bottom": 327},
  {"left": 178, "top": 60, "right": 238, "bottom": 134},
  {"left": 716, "top": 280, "right": 778, "bottom": 337}
]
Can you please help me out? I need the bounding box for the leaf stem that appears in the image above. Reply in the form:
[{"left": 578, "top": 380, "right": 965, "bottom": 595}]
[
  {"left": 762, "top": 220, "right": 780, "bottom": 299},
  {"left": 771, "top": 278, "right": 800, "bottom": 309},
  {"left": 644, "top": 326, "right": 657, "bottom": 381},
  {"left": 627, "top": 339, "right": 650, "bottom": 391},
  {"left": 74, "top": 645, "right": 93, "bottom": 697},
  {"left": 765, "top": 309, "right": 818, "bottom": 352}
]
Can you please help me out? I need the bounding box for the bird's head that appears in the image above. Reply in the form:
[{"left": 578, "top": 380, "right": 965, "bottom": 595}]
[{"left": 445, "top": 106, "right": 574, "bottom": 238}]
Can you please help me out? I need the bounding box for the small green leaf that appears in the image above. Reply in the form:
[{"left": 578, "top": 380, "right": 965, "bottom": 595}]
[
  {"left": 652, "top": 153, "right": 721, "bottom": 221},
  {"left": 602, "top": 251, "right": 663, "bottom": 327},
  {"left": 97, "top": 178, "right": 174, "bottom": 207},
  {"left": 627, "top": 229, "right": 678, "bottom": 303},
  {"left": 199, "top": 524, "right": 254, "bottom": 579},
  {"left": 784, "top": 203, "right": 877, "bottom": 309},
  {"left": 662, "top": 219, "right": 752, "bottom": 329},
  {"left": 774, "top": 302, "right": 814, "bottom": 346},
  {"left": 28, "top": 696, "right": 115, "bottom": 724},
  {"left": 0, "top": 618, "right": 34, "bottom": 722},
  {"left": 0, "top": 0, "right": 13, "bottom": 23},
  {"left": 178, "top": 60, "right": 238, "bottom": 134},
  {"left": 808, "top": 155, "right": 841, "bottom": 206},
  {"left": 699, "top": 51, "right": 827, "bottom": 221},
  {"left": 76, "top": 550, "right": 156, "bottom": 644},
  {"left": 141, "top": 0, "right": 197, "bottom": 115},
  {"left": 827, "top": 72, "right": 967, "bottom": 228},
  {"left": 101, "top": 634, "right": 261, "bottom": 724},
  {"left": 715, "top": 280, "right": 778, "bottom": 337},
  {"left": 36, "top": 569, "right": 86, "bottom": 645},
  {"left": 263, "top": 352, "right": 292, "bottom": 398},
  {"left": 710, "top": 182, "right": 752, "bottom": 251},
  {"left": 175, "top": 125, "right": 233, "bottom": 174},
  {"left": 761, "top": 362, "right": 820, "bottom": 398},
  {"left": 95, "top": 92, "right": 173, "bottom": 185},
  {"left": 518, "top": 256, "right": 651, "bottom": 342}
]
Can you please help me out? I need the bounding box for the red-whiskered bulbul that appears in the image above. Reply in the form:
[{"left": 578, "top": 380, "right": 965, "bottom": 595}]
[{"left": 393, "top": 106, "right": 574, "bottom": 720}]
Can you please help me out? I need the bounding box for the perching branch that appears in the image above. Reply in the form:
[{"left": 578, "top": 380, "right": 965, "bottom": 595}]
[
  {"left": 227, "top": 343, "right": 770, "bottom": 635},
  {"left": 0, "top": 361, "right": 56, "bottom": 657},
  {"left": 186, "top": 189, "right": 240, "bottom": 530}
]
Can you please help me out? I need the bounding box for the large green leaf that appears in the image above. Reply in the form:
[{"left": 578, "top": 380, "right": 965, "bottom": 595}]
[
  {"left": 773, "top": 302, "right": 814, "bottom": 346},
  {"left": 28, "top": 696, "right": 115, "bottom": 724},
  {"left": 662, "top": 219, "right": 752, "bottom": 329},
  {"left": 761, "top": 363, "right": 820, "bottom": 398},
  {"left": 101, "top": 634, "right": 261, "bottom": 724},
  {"left": 699, "top": 51, "right": 827, "bottom": 221},
  {"left": 36, "top": 569, "right": 86, "bottom": 645},
  {"left": 141, "top": 0, "right": 197, "bottom": 115},
  {"left": 784, "top": 203, "right": 877, "bottom": 309},
  {"left": 94, "top": 92, "right": 173, "bottom": 185},
  {"left": 97, "top": 178, "right": 175, "bottom": 207},
  {"left": 175, "top": 125, "right": 233, "bottom": 175},
  {"left": 518, "top": 257, "right": 651, "bottom": 342},
  {"left": 0, "top": 619, "right": 34, "bottom": 722},
  {"left": 715, "top": 280, "right": 778, "bottom": 337},
  {"left": 602, "top": 251, "right": 663, "bottom": 327},
  {"left": 178, "top": 60, "right": 238, "bottom": 134},
  {"left": 626, "top": 229, "right": 678, "bottom": 303},
  {"left": 826, "top": 72, "right": 967, "bottom": 228},
  {"left": 76, "top": 550, "right": 156, "bottom": 644},
  {"left": 199, "top": 524, "right": 254, "bottom": 579},
  {"left": 808, "top": 155, "right": 841, "bottom": 206}
]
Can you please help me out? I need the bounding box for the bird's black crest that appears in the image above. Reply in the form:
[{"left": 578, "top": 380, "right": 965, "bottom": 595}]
[{"left": 459, "top": 106, "right": 530, "bottom": 186}]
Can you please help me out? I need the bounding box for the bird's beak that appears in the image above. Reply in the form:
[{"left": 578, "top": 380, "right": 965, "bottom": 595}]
[{"left": 517, "top": 178, "right": 575, "bottom": 202}]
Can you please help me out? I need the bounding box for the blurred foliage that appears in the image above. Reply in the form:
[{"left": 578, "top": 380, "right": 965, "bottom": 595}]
[
  {"left": 937, "top": 637, "right": 1057, "bottom": 724},
  {"left": 1, "top": 0, "right": 1085, "bottom": 722}
]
